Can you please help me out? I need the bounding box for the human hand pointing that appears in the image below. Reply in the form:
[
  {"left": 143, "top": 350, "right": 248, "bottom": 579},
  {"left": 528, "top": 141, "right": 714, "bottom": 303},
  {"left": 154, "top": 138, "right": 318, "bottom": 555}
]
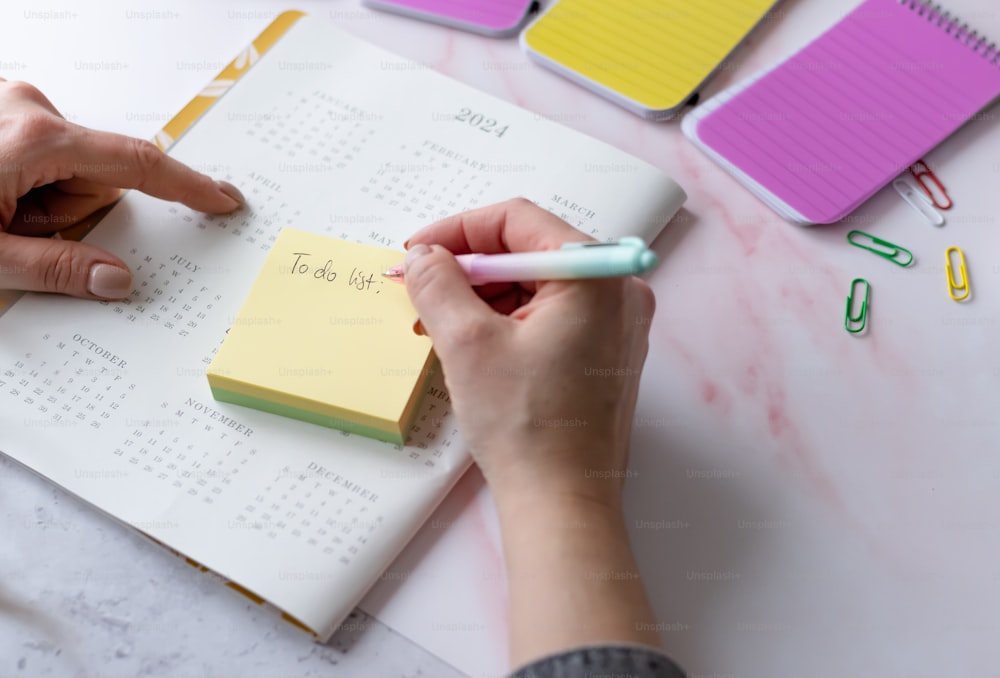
[{"left": 0, "top": 79, "right": 243, "bottom": 299}]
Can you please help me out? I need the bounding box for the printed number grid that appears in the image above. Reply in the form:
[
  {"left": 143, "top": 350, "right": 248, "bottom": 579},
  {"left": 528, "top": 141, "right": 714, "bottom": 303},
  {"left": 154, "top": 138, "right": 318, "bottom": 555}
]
[
  {"left": 100, "top": 249, "right": 221, "bottom": 337},
  {"left": 1, "top": 333, "right": 136, "bottom": 430},
  {"left": 113, "top": 400, "right": 257, "bottom": 504},
  {"left": 245, "top": 89, "right": 378, "bottom": 168},
  {"left": 169, "top": 173, "right": 303, "bottom": 253},
  {"left": 359, "top": 142, "right": 493, "bottom": 222},
  {"left": 234, "top": 464, "right": 385, "bottom": 566}
]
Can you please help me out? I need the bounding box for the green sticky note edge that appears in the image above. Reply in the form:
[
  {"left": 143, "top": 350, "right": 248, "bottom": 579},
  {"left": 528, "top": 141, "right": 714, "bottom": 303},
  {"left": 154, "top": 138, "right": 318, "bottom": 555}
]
[{"left": 209, "top": 385, "right": 408, "bottom": 445}]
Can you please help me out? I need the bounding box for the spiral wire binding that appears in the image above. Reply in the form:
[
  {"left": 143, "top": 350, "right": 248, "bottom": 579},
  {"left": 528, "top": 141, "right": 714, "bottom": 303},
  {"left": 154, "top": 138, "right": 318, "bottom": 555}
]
[{"left": 899, "top": 0, "right": 1000, "bottom": 64}]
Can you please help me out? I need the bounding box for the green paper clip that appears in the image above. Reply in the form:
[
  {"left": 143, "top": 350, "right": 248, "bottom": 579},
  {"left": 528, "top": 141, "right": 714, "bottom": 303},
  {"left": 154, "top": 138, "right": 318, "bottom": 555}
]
[
  {"left": 846, "top": 230, "right": 914, "bottom": 267},
  {"left": 845, "top": 278, "right": 870, "bottom": 334}
]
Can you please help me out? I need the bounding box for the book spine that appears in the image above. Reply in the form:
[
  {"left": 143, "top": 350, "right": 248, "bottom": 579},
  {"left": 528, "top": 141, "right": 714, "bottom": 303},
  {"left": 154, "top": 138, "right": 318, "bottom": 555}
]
[{"left": 900, "top": 0, "right": 1000, "bottom": 65}]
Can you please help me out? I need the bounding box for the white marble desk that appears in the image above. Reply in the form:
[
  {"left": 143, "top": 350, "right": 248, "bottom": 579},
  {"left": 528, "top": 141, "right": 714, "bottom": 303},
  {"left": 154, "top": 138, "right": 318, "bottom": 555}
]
[{"left": 3, "top": 0, "right": 1000, "bottom": 676}]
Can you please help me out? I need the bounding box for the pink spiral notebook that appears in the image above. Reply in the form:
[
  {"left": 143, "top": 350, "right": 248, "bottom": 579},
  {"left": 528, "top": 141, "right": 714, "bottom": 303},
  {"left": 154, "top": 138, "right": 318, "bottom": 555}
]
[
  {"left": 682, "top": 0, "right": 1000, "bottom": 225},
  {"left": 363, "top": 0, "right": 538, "bottom": 37}
]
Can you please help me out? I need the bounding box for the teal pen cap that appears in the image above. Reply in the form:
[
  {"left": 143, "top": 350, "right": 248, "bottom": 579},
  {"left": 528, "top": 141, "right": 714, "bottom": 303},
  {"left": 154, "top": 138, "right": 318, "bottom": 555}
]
[{"left": 557, "top": 237, "right": 659, "bottom": 277}]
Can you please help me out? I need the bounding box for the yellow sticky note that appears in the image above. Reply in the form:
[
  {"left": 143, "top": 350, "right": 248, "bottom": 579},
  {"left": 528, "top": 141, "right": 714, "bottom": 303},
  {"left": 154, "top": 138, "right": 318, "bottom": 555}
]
[
  {"left": 207, "top": 228, "right": 434, "bottom": 445},
  {"left": 524, "top": 0, "right": 777, "bottom": 116}
]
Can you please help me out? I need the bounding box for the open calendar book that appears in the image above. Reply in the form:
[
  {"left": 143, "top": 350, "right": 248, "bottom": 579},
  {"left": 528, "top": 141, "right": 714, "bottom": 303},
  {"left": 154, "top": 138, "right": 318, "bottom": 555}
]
[{"left": 0, "top": 12, "right": 685, "bottom": 641}]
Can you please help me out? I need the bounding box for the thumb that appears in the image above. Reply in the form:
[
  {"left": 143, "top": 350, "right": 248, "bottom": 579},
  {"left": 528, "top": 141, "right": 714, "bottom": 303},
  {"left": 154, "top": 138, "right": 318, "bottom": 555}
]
[
  {"left": 403, "top": 244, "right": 495, "bottom": 345},
  {"left": 0, "top": 232, "right": 132, "bottom": 299}
]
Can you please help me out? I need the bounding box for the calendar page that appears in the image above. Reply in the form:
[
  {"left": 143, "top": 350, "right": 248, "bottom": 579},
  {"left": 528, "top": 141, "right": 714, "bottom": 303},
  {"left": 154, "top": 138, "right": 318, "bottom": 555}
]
[{"left": 0, "top": 16, "right": 686, "bottom": 640}]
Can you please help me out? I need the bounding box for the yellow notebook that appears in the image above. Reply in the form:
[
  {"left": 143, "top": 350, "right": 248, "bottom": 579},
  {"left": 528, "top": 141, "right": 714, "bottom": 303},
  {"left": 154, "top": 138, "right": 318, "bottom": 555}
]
[
  {"left": 207, "top": 229, "right": 433, "bottom": 445},
  {"left": 522, "top": 0, "right": 780, "bottom": 120}
]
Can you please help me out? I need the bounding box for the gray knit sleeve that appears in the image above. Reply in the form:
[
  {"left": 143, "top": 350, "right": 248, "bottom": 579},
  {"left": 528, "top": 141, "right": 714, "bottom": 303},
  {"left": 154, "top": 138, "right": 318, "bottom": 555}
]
[{"left": 507, "top": 645, "right": 686, "bottom": 678}]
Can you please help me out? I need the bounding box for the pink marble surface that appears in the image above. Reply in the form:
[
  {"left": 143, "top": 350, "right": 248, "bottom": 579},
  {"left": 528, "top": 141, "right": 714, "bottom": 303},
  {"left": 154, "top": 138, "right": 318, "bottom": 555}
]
[
  {"left": 3, "top": 1, "right": 1000, "bottom": 677},
  {"left": 360, "top": 1, "right": 1000, "bottom": 675}
]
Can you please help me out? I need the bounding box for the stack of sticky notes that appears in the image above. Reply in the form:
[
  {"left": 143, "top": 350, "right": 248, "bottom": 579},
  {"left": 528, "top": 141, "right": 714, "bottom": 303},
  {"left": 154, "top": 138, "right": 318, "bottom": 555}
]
[
  {"left": 522, "top": 0, "right": 780, "bottom": 119},
  {"left": 207, "top": 228, "right": 434, "bottom": 445}
]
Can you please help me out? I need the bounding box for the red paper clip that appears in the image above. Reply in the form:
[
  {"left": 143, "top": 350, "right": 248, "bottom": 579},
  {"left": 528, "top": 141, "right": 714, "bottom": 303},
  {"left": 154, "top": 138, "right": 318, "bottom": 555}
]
[{"left": 909, "top": 160, "right": 953, "bottom": 210}]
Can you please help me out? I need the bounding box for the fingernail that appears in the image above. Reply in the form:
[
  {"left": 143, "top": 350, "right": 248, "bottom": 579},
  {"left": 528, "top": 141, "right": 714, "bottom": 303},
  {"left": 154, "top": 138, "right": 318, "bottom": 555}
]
[
  {"left": 88, "top": 264, "right": 132, "bottom": 299},
  {"left": 216, "top": 180, "right": 245, "bottom": 206},
  {"left": 403, "top": 239, "right": 411, "bottom": 249},
  {"left": 412, "top": 317, "right": 426, "bottom": 336},
  {"left": 404, "top": 243, "right": 431, "bottom": 270}
]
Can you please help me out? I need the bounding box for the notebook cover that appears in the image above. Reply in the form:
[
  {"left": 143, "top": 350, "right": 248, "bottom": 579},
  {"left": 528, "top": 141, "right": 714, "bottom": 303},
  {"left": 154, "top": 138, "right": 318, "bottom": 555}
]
[
  {"left": 522, "top": 0, "right": 780, "bottom": 120},
  {"left": 686, "top": 0, "right": 1000, "bottom": 224},
  {"left": 363, "top": 0, "right": 537, "bottom": 38},
  {"left": 682, "top": 68, "right": 811, "bottom": 224}
]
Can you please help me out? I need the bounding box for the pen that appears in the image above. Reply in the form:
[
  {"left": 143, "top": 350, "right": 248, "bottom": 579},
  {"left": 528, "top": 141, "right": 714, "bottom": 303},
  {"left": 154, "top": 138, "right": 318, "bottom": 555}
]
[{"left": 382, "top": 237, "right": 659, "bottom": 285}]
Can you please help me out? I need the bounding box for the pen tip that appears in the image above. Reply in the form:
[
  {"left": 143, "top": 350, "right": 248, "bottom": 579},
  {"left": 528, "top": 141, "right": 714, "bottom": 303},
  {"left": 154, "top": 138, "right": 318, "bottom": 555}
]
[{"left": 382, "top": 265, "right": 404, "bottom": 282}]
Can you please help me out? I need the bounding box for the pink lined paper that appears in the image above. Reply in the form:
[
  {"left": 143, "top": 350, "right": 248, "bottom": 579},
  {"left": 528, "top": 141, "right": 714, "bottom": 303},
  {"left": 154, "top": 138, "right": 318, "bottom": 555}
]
[
  {"left": 696, "top": 0, "right": 1000, "bottom": 224},
  {"left": 366, "top": 0, "right": 535, "bottom": 33}
]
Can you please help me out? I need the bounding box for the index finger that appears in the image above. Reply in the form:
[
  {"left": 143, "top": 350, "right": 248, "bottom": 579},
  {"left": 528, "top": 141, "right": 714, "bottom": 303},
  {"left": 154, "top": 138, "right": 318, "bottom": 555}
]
[
  {"left": 61, "top": 124, "right": 242, "bottom": 214},
  {"left": 406, "top": 198, "right": 594, "bottom": 255}
]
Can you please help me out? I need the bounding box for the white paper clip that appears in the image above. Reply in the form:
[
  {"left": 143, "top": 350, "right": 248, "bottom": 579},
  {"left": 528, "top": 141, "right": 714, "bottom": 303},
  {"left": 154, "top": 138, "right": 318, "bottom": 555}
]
[{"left": 893, "top": 179, "right": 945, "bottom": 227}]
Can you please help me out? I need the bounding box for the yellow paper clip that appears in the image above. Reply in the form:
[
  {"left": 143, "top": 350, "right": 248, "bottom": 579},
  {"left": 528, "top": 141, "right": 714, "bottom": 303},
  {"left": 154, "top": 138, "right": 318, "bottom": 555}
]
[
  {"left": 844, "top": 278, "right": 870, "bottom": 334},
  {"left": 945, "top": 247, "right": 970, "bottom": 301}
]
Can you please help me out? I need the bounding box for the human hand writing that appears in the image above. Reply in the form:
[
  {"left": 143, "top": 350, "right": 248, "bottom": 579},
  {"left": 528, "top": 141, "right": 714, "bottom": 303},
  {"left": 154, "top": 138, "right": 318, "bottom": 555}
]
[{"left": 402, "top": 198, "right": 655, "bottom": 511}]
